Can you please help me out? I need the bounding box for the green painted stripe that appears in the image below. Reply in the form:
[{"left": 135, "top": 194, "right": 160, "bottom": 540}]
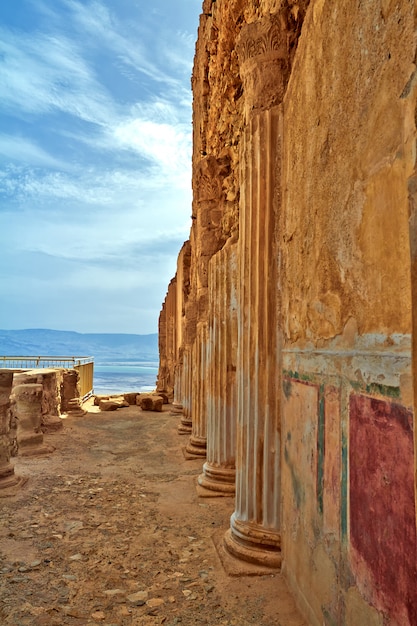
[
  {"left": 317, "top": 384, "right": 325, "bottom": 516},
  {"left": 341, "top": 430, "right": 348, "bottom": 543},
  {"left": 284, "top": 371, "right": 400, "bottom": 399}
]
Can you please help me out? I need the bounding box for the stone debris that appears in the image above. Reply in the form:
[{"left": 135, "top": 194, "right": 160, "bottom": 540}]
[
  {"left": 127, "top": 590, "right": 148, "bottom": 606},
  {"left": 98, "top": 397, "right": 129, "bottom": 411},
  {"left": 137, "top": 394, "right": 164, "bottom": 412}
]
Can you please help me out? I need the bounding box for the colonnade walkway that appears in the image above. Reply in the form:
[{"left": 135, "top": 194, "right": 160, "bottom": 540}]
[{"left": 0, "top": 402, "right": 307, "bottom": 626}]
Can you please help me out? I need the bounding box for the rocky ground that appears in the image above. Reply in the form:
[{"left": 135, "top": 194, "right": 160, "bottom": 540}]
[{"left": 0, "top": 402, "right": 307, "bottom": 626}]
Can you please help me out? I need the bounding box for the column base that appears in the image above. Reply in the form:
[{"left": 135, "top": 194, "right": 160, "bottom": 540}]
[
  {"left": 18, "top": 434, "right": 54, "bottom": 457},
  {"left": 198, "top": 462, "right": 235, "bottom": 494},
  {"left": 223, "top": 514, "right": 281, "bottom": 569},
  {"left": 42, "top": 416, "right": 64, "bottom": 433},
  {"left": 177, "top": 415, "right": 192, "bottom": 434},
  {"left": 185, "top": 434, "right": 207, "bottom": 457},
  {"left": 0, "top": 464, "right": 25, "bottom": 492}
]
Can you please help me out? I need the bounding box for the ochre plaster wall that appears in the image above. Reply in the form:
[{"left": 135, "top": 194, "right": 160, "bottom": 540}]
[
  {"left": 280, "top": 2, "right": 417, "bottom": 625},
  {"left": 158, "top": 1, "right": 417, "bottom": 625},
  {"left": 282, "top": 1, "right": 414, "bottom": 343}
]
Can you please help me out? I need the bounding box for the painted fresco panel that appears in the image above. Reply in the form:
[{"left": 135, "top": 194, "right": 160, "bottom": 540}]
[
  {"left": 323, "top": 385, "right": 341, "bottom": 536},
  {"left": 349, "top": 394, "right": 417, "bottom": 625},
  {"left": 282, "top": 379, "right": 319, "bottom": 536}
]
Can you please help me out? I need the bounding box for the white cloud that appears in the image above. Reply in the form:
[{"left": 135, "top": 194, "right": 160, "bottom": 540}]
[
  {"left": 0, "top": 0, "right": 198, "bottom": 333},
  {"left": 0, "top": 28, "right": 115, "bottom": 124},
  {"left": 0, "top": 134, "right": 69, "bottom": 169}
]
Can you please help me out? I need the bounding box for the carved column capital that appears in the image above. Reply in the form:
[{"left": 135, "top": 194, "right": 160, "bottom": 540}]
[
  {"left": 237, "top": 14, "right": 290, "bottom": 118},
  {"left": 193, "top": 155, "right": 230, "bottom": 205}
]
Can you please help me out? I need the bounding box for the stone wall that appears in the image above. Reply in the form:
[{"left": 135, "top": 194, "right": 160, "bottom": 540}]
[{"left": 157, "top": 1, "right": 417, "bottom": 624}]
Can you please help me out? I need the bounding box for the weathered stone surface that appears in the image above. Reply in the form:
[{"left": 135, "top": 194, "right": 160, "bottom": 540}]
[
  {"left": 12, "top": 383, "right": 54, "bottom": 456},
  {"left": 198, "top": 240, "right": 238, "bottom": 494},
  {"left": 123, "top": 392, "right": 139, "bottom": 405},
  {"left": 137, "top": 395, "right": 164, "bottom": 412},
  {"left": 158, "top": 2, "right": 417, "bottom": 626},
  {"left": 67, "top": 398, "right": 87, "bottom": 416},
  {"left": 0, "top": 371, "right": 23, "bottom": 490},
  {"left": 94, "top": 395, "right": 109, "bottom": 406},
  {"left": 61, "top": 370, "right": 80, "bottom": 411},
  {"left": 99, "top": 397, "right": 129, "bottom": 412},
  {"left": 224, "top": 106, "right": 283, "bottom": 568},
  {"left": 13, "top": 369, "right": 63, "bottom": 432}
]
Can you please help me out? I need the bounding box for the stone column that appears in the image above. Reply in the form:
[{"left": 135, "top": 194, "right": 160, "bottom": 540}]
[
  {"left": 224, "top": 13, "right": 290, "bottom": 567},
  {"left": 171, "top": 359, "right": 184, "bottom": 415},
  {"left": 60, "top": 369, "right": 80, "bottom": 412},
  {"left": 13, "top": 384, "right": 54, "bottom": 456},
  {"left": 178, "top": 292, "right": 196, "bottom": 435},
  {"left": 224, "top": 107, "right": 282, "bottom": 567},
  {"left": 0, "top": 371, "right": 22, "bottom": 490},
  {"left": 186, "top": 321, "right": 209, "bottom": 456},
  {"left": 172, "top": 242, "right": 191, "bottom": 413},
  {"left": 198, "top": 240, "right": 238, "bottom": 493},
  {"left": 178, "top": 348, "right": 193, "bottom": 434}
]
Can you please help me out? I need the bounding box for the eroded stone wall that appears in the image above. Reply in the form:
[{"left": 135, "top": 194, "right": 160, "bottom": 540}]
[{"left": 158, "top": 1, "right": 417, "bottom": 625}]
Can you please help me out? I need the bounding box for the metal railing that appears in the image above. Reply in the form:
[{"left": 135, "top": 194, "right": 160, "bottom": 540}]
[{"left": 0, "top": 356, "right": 94, "bottom": 400}]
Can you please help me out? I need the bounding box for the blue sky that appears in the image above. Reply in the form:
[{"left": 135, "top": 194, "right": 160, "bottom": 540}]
[{"left": 0, "top": 0, "right": 200, "bottom": 334}]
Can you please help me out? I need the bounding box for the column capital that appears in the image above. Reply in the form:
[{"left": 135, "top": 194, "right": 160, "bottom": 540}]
[{"left": 237, "top": 14, "right": 290, "bottom": 118}]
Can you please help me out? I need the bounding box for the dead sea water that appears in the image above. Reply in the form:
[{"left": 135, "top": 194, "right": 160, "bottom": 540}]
[{"left": 93, "top": 362, "right": 158, "bottom": 395}]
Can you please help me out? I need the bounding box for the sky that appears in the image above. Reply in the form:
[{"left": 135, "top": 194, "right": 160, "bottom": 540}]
[{"left": 0, "top": 0, "right": 200, "bottom": 334}]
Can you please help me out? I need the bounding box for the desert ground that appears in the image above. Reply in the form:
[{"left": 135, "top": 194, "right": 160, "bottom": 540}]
[{"left": 0, "top": 401, "right": 307, "bottom": 626}]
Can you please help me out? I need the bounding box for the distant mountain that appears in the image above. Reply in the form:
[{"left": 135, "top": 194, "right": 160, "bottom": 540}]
[{"left": 0, "top": 329, "right": 159, "bottom": 363}]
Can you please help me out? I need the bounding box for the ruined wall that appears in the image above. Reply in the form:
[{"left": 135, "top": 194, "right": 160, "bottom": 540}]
[{"left": 158, "top": 1, "right": 417, "bottom": 625}]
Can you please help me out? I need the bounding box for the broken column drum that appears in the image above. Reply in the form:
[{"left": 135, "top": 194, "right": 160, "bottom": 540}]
[
  {"left": 224, "top": 15, "right": 288, "bottom": 567},
  {"left": 13, "top": 383, "right": 54, "bottom": 456},
  {"left": 0, "top": 371, "right": 22, "bottom": 490},
  {"left": 198, "top": 241, "right": 238, "bottom": 493}
]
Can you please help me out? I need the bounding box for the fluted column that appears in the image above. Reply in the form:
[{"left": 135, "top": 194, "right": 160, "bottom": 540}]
[
  {"left": 171, "top": 359, "right": 184, "bottom": 414},
  {"left": 198, "top": 240, "right": 238, "bottom": 493},
  {"left": 186, "top": 322, "right": 208, "bottom": 456},
  {"left": 224, "top": 106, "right": 282, "bottom": 568},
  {"left": 178, "top": 348, "right": 193, "bottom": 434}
]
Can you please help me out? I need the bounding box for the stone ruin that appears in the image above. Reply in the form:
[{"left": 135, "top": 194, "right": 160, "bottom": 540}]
[
  {"left": 156, "top": 2, "right": 417, "bottom": 625},
  {"left": 0, "top": 367, "right": 83, "bottom": 491},
  {"left": 93, "top": 392, "right": 168, "bottom": 413}
]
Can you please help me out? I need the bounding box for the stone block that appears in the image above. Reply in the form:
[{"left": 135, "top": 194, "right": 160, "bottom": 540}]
[{"left": 99, "top": 397, "right": 129, "bottom": 411}]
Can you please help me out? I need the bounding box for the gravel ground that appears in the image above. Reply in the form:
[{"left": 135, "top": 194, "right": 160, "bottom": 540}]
[{"left": 0, "top": 402, "right": 307, "bottom": 626}]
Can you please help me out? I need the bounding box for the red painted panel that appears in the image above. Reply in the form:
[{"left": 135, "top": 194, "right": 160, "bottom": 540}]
[{"left": 349, "top": 394, "right": 417, "bottom": 625}]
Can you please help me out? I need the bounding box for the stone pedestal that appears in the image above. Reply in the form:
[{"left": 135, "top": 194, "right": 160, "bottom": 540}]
[
  {"left": 186, "top": 322, "right": 208, "bottom": 457},
  {"left": 224, "top": 106, "right": 282, "bottom": 568},
  {"left": 13, "top": 384, "right": 54, "bottom": 456},
  {"left": 38, "top": 369, "right": 63, "bottom": 432},
  {"left": 14, "top": 369, "right": 63, "bottom": 432},
  {"left": 198, "top": 241, "right": 238, "bottom": 493},
  {"left": 0, "top": 371, "right": 23, "bottom": 490}
]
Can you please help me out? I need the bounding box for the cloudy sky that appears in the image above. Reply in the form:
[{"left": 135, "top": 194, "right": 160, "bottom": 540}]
[{"left": 0, "top": 0, "right": 200, "bottom": 334}]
